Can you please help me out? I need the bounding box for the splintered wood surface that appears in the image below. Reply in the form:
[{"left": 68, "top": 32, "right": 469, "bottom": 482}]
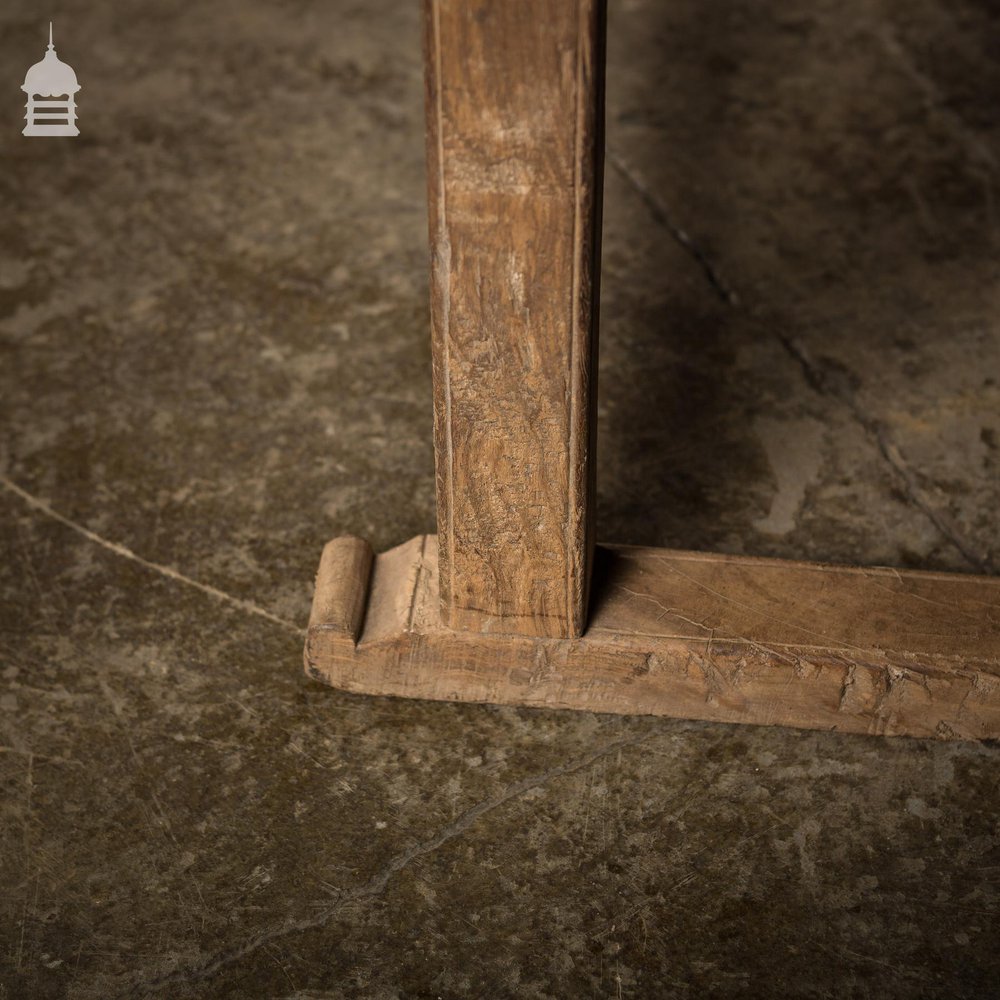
[
  {"left": 306, "top": 536, "right": 1000, "bottom": 740},
  {"left": 424, "top": 0, "right": 605, "bottom": 638}
]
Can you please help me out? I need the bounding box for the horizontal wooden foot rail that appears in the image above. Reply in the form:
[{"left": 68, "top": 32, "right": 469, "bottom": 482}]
[{"left": 306, "top": 536, "right": 1000, "bottom": 740}]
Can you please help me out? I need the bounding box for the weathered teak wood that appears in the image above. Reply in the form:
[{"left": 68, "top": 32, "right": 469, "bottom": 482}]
[
  {"left": 304, "top": 1, "right": 1000, "bottom": 740},
  {"left": 425, "top": 0, "right": 605, "bottom": 638},
  {"left": 306, "top": 536, "right": 1000, "bottom": 740}
]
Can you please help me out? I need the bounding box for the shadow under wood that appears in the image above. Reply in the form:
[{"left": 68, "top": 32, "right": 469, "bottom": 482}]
[{"left": 596, "top": 0, "right": 1000, "bottom": 570}]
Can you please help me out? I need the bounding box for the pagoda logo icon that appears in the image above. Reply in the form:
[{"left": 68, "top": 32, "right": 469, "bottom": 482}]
[{"left": 22, "top": 23, "right": 81, "bottom": 137}]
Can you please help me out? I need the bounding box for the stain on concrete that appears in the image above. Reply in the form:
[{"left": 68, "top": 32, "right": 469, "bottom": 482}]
[{"left": 752, "top": 417, "right": 826, "bottom": 535}]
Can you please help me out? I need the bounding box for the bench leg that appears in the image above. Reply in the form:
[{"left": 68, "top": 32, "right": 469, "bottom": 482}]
[{"left": 305, "top": 0, "right": 1000, "bottom": 740}]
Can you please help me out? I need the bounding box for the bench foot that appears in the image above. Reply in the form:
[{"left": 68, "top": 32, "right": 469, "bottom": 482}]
[{"left": 305, "top": 535, "right": 1000, "bottom": 740}]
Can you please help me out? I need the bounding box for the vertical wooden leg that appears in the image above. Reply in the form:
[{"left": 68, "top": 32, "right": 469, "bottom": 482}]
[
  {"left": 304, "top": 4, "right": 1000, "bottom": 741},
  {"left": 424, "top": 0, "right": 606, "bottom": 638}
]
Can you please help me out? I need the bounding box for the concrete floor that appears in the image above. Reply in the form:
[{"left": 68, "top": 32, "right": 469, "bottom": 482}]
[{"left": 1, "top": 0, "right": 998, "bottom": 996}]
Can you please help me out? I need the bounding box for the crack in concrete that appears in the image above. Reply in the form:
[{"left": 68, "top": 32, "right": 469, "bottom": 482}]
[
  {"left": 876, "top": 22, "right": 997, "bottom": 175},
  {"left": 124, "top": 731, "right": 653, "bottom": 996},
  {"left": 608, "top": 151, "right": 740, "bottom": 307},
  {"left": 611, "top": 156, "right": 994, "bottom": 576},
  {"left": 777, "top": 337, "right": 996, "bottom": 576},
  {"left": 0, "top": 475, "right": 304, "bottom": 635}
]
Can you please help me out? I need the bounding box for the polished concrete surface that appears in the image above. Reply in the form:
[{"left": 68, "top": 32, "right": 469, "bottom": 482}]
[{"left": 1, "top": 0, "right": 998, "bottom": 996}]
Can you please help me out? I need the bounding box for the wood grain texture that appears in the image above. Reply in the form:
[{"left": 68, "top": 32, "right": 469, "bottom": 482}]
[
  {"left": 307, "top": 536, "right": 374, "bottom": 643},
  {"left": 423, "top": 0, "right": 605, "bottom": 638},
  {"left": 306, "top": 535, "right": 1000, "bottom": 740}
]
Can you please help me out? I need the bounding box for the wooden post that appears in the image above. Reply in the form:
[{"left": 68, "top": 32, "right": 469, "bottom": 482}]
[
  {"left": 424, "top": 0, "right": 606, "bottom": 638},
  {"left": 305, "top": 3, "right": 1000, "bottom": 742}
]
